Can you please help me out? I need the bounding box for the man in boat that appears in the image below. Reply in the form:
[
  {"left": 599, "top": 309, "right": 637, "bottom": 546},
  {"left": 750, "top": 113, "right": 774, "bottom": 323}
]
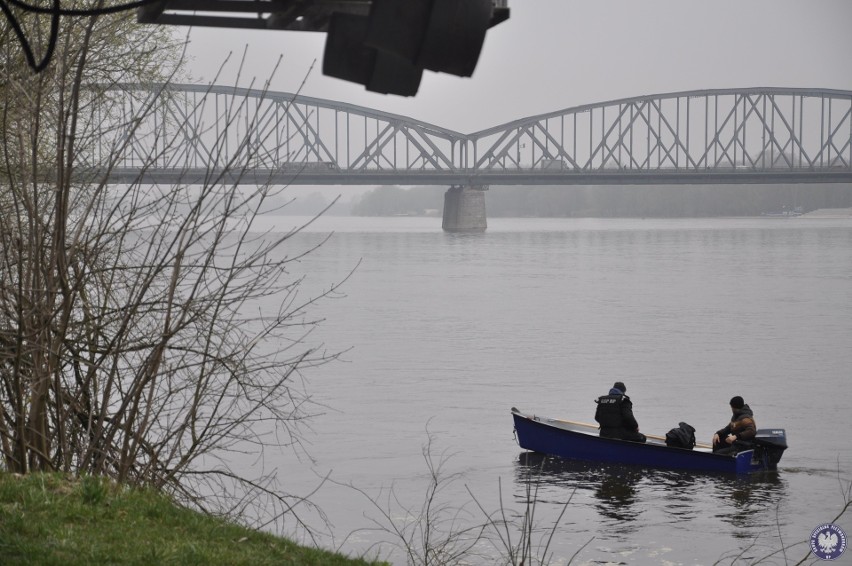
[
  {"left": 712, "top": 396, "right": 756, "bottom": 454},
  {"left": 594, "top": 381, "right": 646, "bottom": 443}
]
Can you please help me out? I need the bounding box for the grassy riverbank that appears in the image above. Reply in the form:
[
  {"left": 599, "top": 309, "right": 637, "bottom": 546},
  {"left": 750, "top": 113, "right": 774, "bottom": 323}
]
[{"left": 0, "top": 473, "right": 385, "bottom": 566}]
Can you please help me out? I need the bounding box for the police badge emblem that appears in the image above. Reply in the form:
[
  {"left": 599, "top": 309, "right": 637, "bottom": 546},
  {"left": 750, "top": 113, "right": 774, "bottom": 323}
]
[{"left": 810, "top": 523, "right": 847, "bottom": 561}]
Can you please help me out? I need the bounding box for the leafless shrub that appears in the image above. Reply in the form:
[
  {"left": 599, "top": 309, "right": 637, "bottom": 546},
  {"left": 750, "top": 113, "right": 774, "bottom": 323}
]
[
  {"left": 337, "top": 431, "right": 489, "bottom": 565},
  {"left": 467, "top": 462, "right": 587, "bottom": 566},
  {"left": 337, "top": 429, "right": 593, "bottom": 566},
  {"left": 0, "top": 4, "right": 347, "bottom": 536}
]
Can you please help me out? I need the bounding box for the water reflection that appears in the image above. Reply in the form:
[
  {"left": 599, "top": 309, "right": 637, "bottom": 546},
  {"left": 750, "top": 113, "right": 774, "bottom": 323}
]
[
  {"left": 706, "top": 471, "right": 788, "bottom": 536},
  {"left": 514, "top": 452, "right": 788, "bottom": 536},
  {"left": 515, "top": 452, "right": 645, "bottom": 532}
]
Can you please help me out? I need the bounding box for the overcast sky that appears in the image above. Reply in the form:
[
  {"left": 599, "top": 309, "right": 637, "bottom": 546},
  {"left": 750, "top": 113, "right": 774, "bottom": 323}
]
[{"left": 181, "top": 1, "right": 852, "bottom": 134}]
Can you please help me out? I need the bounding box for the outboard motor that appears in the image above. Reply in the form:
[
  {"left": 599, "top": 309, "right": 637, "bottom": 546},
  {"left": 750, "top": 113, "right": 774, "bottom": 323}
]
[{"left": 752, "top": 428, "right": 788, "bottom": 469}]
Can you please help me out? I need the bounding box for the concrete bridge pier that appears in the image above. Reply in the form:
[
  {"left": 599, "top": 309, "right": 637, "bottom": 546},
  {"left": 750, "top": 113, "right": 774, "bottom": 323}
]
[{"left": 442, "top": 185, "right": 488, "bottom": 232}]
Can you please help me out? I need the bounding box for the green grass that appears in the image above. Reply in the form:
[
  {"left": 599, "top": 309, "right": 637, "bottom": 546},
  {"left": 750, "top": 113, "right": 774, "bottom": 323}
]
[{"left": 0, "top": 473, "right": 386, "bottom": 566}]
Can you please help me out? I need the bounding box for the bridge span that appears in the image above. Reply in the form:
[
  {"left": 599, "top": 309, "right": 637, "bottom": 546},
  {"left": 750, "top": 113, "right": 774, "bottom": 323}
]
[
  {"left": 88, "top": 84, "right": 852, "bottom": 230},
  {"left": 97, "top": 84, "right": 852, "bottom": 186}
]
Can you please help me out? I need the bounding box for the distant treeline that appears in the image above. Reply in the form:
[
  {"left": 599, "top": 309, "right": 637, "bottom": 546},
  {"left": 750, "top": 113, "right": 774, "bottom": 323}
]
[{"left": 350, "top": 183, "right": 852, "bottom": 217}]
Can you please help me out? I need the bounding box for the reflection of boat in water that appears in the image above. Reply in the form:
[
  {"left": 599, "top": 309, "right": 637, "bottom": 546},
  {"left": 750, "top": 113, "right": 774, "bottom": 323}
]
[
  {"left": 516, "top": 452, "right": 644, "bottom": 523},
  {"left": 515, "top": 451, "right": 785, "bottom": 486},
  {"left": 514, "top": 451, "right": 787, "bottom": 529},
  {"left": 761, "top": 206, "right": 803, "bottom": 217},
  {"left": 511, "top": 408, "right": 787, "bottom": 474}
]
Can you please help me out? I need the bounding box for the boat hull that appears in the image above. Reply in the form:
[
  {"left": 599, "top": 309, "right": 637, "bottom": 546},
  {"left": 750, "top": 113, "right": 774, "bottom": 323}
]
[{"left": 512, "top": 409, "right": 773, "bottom": 474}]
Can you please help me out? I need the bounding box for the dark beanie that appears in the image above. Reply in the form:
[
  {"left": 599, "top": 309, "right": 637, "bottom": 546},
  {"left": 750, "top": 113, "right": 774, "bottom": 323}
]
[
  {"left": 730, "top": 396, "right": 744, "bottom": 409},
  {"left": 613, "top": 381, "right": 627, "bottom": 393}
]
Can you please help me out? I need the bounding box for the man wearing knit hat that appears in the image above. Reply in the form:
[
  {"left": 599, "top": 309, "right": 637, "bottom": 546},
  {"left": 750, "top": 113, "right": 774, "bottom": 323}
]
[
  {"left": 712, "top": 396, "right": 757, "bottom": 454},
  {"left": 594, "top": 381, "right": 646, "bottom": 443}
]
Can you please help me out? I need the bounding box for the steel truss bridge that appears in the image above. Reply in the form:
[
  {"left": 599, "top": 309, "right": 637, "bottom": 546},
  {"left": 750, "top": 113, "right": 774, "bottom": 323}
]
[{"left": 98, "top": 85, "right": 852, "bottom": 187}]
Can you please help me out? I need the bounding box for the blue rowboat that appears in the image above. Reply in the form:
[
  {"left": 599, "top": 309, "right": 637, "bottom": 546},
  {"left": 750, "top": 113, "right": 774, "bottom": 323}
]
[{"left": 511, "top": 407, "right": 787, "bottom": 474}]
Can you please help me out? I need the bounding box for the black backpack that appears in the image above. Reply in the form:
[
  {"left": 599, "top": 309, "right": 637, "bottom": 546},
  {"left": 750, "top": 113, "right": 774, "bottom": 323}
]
[{"left": 665, "top": 422, "right": 696, "bottom": 449}]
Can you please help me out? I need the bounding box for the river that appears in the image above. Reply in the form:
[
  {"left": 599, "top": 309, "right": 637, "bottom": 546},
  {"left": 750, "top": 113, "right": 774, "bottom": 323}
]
[{"left": 244, "top": 215, "right": 852, "bottom": 565}]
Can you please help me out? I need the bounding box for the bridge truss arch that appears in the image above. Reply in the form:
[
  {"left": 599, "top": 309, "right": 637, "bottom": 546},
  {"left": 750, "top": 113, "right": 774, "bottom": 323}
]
[
  {"left": 470, "top": 87, "right": 852, "bottom": 184},
  {"left": 99, "top": 83, "right": 467, "bottom": 186},
  {"left": 97, "top": 85, "right": 852, "bottom": 186}
]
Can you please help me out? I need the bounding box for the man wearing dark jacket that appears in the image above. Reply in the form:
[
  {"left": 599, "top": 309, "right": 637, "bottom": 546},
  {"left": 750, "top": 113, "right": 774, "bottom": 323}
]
[
  {"left": 712, "top": 396, "right": 757, "bottom": 454},
  {"left": 594, "top": 381, "right": 646, "bottom": 443}
]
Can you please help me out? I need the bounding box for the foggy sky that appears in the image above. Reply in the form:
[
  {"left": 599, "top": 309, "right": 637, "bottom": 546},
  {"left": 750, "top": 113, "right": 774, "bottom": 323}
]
[{"left": 181, "top": 1, "right": 852, "bottom": 134}]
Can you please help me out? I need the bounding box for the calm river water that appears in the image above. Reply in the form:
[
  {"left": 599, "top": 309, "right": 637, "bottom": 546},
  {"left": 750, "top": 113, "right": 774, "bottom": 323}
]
[{"left": 248, "top": 215, "right": 852, "bottom": 565}]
